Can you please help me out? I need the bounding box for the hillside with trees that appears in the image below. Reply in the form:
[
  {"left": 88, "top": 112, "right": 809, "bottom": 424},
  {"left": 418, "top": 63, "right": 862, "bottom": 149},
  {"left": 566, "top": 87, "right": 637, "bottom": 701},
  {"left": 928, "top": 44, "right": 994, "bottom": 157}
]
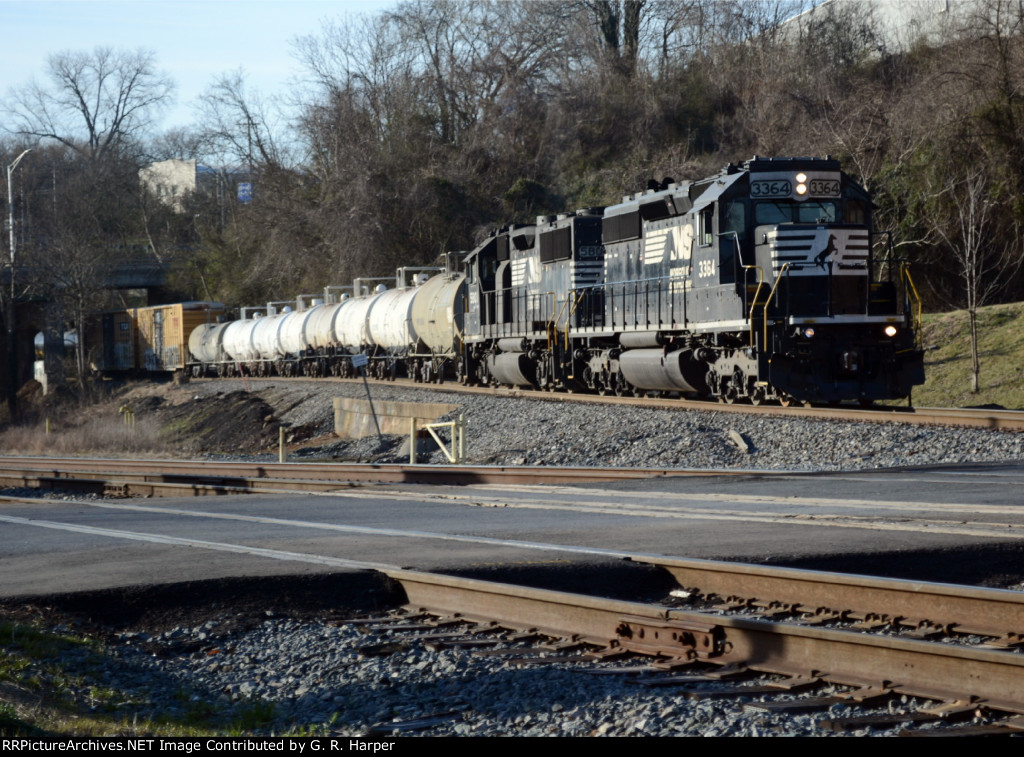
[{"left": 4, "top": 0, "right": 1024, "bottom": 396}]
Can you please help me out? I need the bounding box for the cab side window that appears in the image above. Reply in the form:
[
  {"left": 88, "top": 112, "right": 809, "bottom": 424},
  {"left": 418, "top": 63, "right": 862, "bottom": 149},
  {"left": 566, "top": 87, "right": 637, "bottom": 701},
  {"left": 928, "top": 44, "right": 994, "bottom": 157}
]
[
  {"left": 699, "top": 205, "right": 715, "bottom": 246},
  {"left": 724, "top": 201, "right": 746, "bottom": 241}
]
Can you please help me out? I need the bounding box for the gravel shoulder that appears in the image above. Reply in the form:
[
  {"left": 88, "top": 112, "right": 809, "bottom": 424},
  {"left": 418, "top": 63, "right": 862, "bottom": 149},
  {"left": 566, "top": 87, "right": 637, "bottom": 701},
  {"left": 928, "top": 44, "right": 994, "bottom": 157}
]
[{"left": 116, "top": 377, "right": 1024, "bottom": 471}]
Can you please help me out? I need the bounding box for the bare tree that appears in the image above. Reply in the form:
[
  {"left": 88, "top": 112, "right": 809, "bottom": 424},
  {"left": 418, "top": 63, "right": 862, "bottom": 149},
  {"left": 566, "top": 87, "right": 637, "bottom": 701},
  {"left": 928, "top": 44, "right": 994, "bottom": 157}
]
[
  {"left": 4, "top": 47, "right": 174, "bottom": 161},
  {"left": 195, "top": 71, "right": 285, "bottom": 171},
  {"left": 580, "top": 0, "right": 647, "bottom": 78},
  {"left": 930, "top": 168, "right": 1022, "bottom": 393}
]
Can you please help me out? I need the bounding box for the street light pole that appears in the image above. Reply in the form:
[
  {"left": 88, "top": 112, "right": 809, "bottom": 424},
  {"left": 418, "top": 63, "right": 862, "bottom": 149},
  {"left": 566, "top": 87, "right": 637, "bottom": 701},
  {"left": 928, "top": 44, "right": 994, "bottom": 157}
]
[{"left": 6, "top": 148, "right": 32, "bottom": 420}]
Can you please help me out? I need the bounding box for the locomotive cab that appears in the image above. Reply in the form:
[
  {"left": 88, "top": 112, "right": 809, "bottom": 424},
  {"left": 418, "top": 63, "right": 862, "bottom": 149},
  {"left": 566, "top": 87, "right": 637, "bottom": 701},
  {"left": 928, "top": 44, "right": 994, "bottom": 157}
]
[
  {"left": 735, "top": 157, "right": 923, "bottom": 402},
  {"left": 599, "top": 156, "right": 924, "bottom": 404}
]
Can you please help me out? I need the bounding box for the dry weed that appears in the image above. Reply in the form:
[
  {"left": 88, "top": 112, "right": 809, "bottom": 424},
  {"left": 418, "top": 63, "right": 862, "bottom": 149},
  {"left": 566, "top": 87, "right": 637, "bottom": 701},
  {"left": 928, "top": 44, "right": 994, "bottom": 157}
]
[{"left": 0, "top": 398, "right": 180, "bottom": 457}]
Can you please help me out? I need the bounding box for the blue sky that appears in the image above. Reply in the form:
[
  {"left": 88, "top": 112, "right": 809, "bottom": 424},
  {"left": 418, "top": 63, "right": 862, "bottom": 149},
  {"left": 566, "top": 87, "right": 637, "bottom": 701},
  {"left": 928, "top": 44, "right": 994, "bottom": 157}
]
[{"left": 0, "top": 0, "right": 395, "bottom": 132}]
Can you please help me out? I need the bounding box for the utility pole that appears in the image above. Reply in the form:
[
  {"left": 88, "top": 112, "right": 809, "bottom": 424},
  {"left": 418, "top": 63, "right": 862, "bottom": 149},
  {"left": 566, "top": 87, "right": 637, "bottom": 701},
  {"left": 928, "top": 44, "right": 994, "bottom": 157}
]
[{"left": 6, "top": 149, "right": 32, "bottom": 420}]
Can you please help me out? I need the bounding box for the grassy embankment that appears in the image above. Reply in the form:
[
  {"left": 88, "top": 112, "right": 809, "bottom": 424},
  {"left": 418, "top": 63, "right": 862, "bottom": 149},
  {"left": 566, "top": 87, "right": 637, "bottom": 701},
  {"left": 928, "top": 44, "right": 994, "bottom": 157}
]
[{"left": 913, "top": 301, "right": 1024, "bottom": 410}]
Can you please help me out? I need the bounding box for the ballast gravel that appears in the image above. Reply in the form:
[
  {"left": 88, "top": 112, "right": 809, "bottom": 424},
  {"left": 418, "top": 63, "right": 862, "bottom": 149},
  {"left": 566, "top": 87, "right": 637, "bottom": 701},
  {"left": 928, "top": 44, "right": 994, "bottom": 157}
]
[
  {"left": 183, "top": 379, "right": 1024, "bottom": 471},
  {"left": 41, "top": 615, "right": 934, "bottom": 737}
]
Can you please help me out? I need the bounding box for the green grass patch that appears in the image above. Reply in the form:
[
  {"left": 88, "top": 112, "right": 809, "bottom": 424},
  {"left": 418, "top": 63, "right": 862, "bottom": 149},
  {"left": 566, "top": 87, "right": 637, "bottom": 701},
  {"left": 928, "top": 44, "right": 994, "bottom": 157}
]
[
  {"left": 0, "top": 618, "right": 294, "bottom": 736},
  {"left": 914, "top": 301, "right": 1024, "bottom": 409}
]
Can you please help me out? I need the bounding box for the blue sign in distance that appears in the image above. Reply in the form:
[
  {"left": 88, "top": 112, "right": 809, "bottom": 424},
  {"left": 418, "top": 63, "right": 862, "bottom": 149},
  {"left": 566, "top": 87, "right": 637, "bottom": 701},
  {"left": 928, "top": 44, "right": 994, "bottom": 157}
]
[{"left": 237, "top": 182, "right": 252, "bottom": 203}]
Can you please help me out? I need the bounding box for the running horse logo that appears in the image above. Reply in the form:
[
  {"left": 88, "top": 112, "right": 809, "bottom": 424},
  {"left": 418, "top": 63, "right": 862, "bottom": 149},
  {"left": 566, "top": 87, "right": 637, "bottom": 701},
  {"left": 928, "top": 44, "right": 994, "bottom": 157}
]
[{"left": 813, "top": 234, "right": 838, "bottom": 269}]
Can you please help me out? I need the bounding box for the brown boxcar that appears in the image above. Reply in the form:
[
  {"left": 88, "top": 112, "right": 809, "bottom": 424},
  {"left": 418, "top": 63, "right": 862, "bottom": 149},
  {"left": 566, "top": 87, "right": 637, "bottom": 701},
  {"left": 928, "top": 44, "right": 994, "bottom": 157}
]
[{"left": 90, "top": 302, "right": 225, "bottom": 374}]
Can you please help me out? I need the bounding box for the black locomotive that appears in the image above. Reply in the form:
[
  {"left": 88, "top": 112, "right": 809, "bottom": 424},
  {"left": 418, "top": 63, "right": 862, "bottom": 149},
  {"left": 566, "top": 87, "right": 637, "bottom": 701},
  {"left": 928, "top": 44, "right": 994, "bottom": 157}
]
[{"left": 460, "top": 156, "right": 924, "bottom": 405}]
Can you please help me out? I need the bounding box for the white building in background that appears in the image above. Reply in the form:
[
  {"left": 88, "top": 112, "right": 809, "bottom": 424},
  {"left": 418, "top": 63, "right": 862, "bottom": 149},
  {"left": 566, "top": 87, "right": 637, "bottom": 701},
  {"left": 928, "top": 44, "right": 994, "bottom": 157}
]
[
  {"left": 139, "top": 158, "right": 198, "bottom": 212},
  {"left": 788, "top": 0, "right": 1002, "bottom": 51},
  {"left": 140, "top": 159, "right": 246, "bottom": 213}
]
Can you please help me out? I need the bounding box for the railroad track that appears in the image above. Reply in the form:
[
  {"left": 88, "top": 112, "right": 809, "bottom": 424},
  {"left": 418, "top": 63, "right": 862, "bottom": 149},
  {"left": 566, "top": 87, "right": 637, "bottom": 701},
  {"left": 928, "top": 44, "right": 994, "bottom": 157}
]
[
  {"left": 0, "top": 455, "right": 775, "bottom": 497},
  {"left": 200, "top": 375, "right": 1024, "bottom": 432},
  {"left": 366, "top": 562, "right": 1024, "bottom": 735}
]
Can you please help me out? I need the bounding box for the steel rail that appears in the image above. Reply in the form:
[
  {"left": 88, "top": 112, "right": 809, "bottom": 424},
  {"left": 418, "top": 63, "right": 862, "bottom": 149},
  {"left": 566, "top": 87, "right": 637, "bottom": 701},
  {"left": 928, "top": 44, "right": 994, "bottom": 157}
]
[
  {"left": 386, "top": 568, "right": 1024, "bottom": 713},
  {"left": 632, "top": 556, "right": 1024, "bottom": 641},
  {"left": 0, "top": 455, "right": 772, "bottom": 490}
]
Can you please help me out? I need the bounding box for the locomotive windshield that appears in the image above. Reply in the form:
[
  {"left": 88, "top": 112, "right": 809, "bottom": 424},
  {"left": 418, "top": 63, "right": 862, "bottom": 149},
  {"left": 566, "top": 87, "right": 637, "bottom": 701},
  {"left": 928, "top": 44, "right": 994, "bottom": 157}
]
[{"left": 754, "top": 200, "right": 838, "bottom": 225}]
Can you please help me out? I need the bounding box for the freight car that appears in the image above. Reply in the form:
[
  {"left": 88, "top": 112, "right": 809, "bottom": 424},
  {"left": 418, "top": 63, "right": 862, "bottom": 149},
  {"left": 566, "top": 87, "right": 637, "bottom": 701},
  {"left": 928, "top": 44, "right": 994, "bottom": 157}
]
[
  {"left": 88, "top": 302, "right": 225, "bottom": 375},
  {"left": 102, "top": 156, "right": 924, "bottom": 406},
  {"left": 187, "top": 266, "right": 465, "bottom": 383}
]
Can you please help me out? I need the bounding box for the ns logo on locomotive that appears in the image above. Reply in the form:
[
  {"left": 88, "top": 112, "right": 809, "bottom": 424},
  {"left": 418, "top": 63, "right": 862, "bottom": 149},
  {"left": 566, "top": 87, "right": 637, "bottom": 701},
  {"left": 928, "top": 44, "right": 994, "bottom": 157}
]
[{"left": 125, "top": 156, "right": 924, "bottom": 407}]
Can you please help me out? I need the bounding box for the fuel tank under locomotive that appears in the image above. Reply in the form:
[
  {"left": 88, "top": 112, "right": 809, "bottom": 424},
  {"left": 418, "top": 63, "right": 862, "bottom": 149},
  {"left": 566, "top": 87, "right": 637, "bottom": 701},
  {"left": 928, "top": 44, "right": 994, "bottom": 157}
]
[{"left": 617, "top": 348, "right": 710, "bottom": 395}]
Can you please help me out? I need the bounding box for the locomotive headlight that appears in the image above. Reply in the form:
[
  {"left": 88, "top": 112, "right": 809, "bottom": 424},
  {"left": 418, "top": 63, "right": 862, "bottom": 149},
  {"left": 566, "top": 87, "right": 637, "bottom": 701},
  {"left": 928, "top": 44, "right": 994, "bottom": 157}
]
[
  {"left": 795, "top": 173, "right": 808, "bottom": 196},
  {"left": 796, "top": 173, "right": 807, "bottom": 183},
  {"left": 795, "top": 182, "right": 808, "bottom": 196},
  {"left": 884, "top": 325, "right": 898, "bottom": 337},
  {"left": 803, "top": 327, "right": 815, "bottom": 338}
]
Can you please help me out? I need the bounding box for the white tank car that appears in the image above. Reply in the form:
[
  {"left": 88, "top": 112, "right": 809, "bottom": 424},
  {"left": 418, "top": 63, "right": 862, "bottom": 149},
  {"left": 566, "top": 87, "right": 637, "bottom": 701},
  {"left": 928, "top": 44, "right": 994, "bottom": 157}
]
[
  {"left": 305, "top": 301, "right": 349, "bottom": 351},
  {"left": 251, "top": 311, "right": 290, "bottom": 360},
  {"left": 188, "top": 322, "right": 231, "bottom": 364},
  {"left": 367, "top": 286, "right": 421, "bottom": 354},
  {"left": 335, "top": 293, "right": 379, "bottom": 353},
  {"left": 222, "top": 318, "right": 260, "bottom": 362},
  {"left": 411, "top": 273, "right": 465, "bottom": 354},
  {"left": 279, "top": 306, "right": 320, "bottom": 357}
]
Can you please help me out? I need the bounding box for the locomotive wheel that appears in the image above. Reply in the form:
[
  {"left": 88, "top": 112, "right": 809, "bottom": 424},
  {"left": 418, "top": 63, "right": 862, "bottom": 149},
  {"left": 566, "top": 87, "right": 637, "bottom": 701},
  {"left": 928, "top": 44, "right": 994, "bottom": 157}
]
[{"left": 779, "top": 395, "right": 794, "bottom": 408}]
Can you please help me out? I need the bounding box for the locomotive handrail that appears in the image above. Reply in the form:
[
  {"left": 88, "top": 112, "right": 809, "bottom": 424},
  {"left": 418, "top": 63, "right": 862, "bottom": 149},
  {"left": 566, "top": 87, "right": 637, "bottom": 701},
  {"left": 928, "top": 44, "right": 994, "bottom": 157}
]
[
  {"left": 901, "top": 264, "right": 924, "bottom": 350},
  {"left": 759, "top": 263, "right": 791, "bottom": 348},
  {"left": 741, "top": 264, "right": 767, "bottom": 347},
  {"left": 562, "top": 290, "right": 587, "bottom": 347}
]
